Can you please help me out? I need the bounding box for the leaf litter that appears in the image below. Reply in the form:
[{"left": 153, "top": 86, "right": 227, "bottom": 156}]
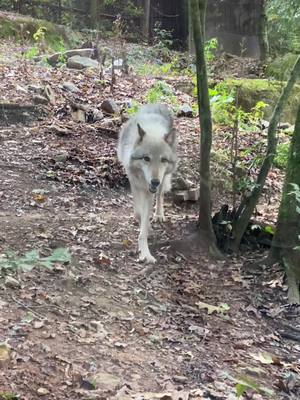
[{"left": 0, "top": 36, "right": 299, "bottom": 400}]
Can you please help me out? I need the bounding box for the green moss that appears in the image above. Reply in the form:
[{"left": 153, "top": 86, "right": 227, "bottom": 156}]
[
  {"left": 266, "top": 53, "right": 299, "bottom": 80},
  {"left": 0, "top": 13, "right": 80, "bottom": 50},
  {"left": 220, "top": 78, "right": 300, "bottom": 124}
]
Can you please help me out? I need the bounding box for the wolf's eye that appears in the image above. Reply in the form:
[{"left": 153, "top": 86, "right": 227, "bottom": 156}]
[
  {"left": 143, "top": 156, "right": 151, "bottom": 162},
  {"left": 161, "top": 158, "right": 168, "bottom": 163}
]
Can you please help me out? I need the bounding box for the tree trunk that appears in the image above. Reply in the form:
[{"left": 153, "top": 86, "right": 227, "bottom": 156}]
[
  {"left": 90, "top": 0, "right": 99, "bottom": 29},
  {"left": 189, "top": 0, "right": 217, "bottom": 250},
  {"left": 142, "top": 0, "right": 151, "bottom": 40},
  {"left": 258, "top": 0, "right": 269, "bottom": 62},
  {"left": 188, "top": 0, "right": 206, "bottom": 54},
  {"left": 271, "top": 105, "right": 300, "bottom": 304},
  {"left": 232, "top": 55, "right": 300, "bottom": 252}
]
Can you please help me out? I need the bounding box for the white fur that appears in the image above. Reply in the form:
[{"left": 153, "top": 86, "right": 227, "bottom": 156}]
[{"left": 117, "top": 104, "right": 177, "bottom": 263}]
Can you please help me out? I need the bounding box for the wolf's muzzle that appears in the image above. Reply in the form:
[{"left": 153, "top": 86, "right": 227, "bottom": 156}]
[{"left": 149, "top": 179, "right": 160, "bottom": 193}]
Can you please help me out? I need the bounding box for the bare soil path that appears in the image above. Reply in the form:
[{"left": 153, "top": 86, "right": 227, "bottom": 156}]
[{"left": 0, "top": 40, "right": 299, "bottom": 400}]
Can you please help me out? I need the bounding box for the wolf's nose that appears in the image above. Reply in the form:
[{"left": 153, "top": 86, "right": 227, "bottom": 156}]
[{"left": 151, "top": 179, "right": 160, "bottom": 188}]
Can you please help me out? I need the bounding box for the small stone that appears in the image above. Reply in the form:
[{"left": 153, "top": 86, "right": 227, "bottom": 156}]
[
  {"left": 100, "top": 99, "right": 120, "bottom": 115},
  {"left": 177, "top": 104, "right": 193, "bottom": 118},
  {"left": 62, "top": 81, "right": 80, "bottom": 93},
  {"left": 172, "top": 173, "right": 192, "bottom": 191},
  {"left": 37, "top": 387, "right": 49, "bottom": 396},
  {"left": 90, "top": 372, "right": 121, "bottom": 391},
  {"left": 5, "top": 276, "right": 21, "bottom": 289},
  {"left": 32, "top": 95, "right": 48, "bottom": 105},
  {"left": 27, "top": 84, "right": 44, "bottom": 95},
  {"left": 173, "top": 375, "right": 188, "bottom": 384},
  {"left": 54, "top": 152, "right": 68, "bottom": 163}
]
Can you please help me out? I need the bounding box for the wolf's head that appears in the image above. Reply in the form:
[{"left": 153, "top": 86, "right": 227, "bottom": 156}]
[{"left": 130, "top": 123, "right": 177, "bottom": 193}]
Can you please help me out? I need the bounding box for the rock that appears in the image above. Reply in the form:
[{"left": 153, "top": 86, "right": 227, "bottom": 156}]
[
  {"left": 67, "top": 55, "right": 99, "bottom": 70},
  {"left": 37, "top": 387, "right": 49, "bottom": 396},
  {"left": 173, "top": 375, "right": 188, "bottom": 384},
  {"left": 0, "top": 342, "right": 11, "bottom": 368},
  {"left": 27, "top": 84, "right": 44, "bottom": 95},
  {"left": 90, "top": 372, "right": 121, "bottom": 392},
  {"left": 266, "top": 53, "right": 298, "bottom": 80},
  {"left": 177, "top": 104, "right": 193, "bottom": 118},
  {"left": 65, "top": 48, "right": 94, "bottom": 59},
  {"left": 278, "top": 122, "right": 292, "bottom": 130},
  {"left": 173, "top": 191, "right": 189, "bottom": 202},
  {"left": 223, "top": 78, "right": 300, "bottom": 124},
  {"left": 47, "top": 48, "right": 94, "bottom": 66},
  {"left": 32, "top": 95, "right": 49, "bottom": 105},
  {"left": 100, "top": 99, "right": 120, "bottom": 114},
  {"left": 54, "top": 152, "right": 68, "bottom": 163},
  {"left": 5, "top": 276, "right": 21, "bottom": 289},
  {"left": 188, "top": 187, "right": 200, "bottom": 201},
  {"left": 113, "top": 58, "right": 123, "bottom": 69},
  {"left": 172, "top": 173, "right": 192, "bottom": 191},
  {"left": 62, "top": 81, "right": 80, "bottom": 93}
]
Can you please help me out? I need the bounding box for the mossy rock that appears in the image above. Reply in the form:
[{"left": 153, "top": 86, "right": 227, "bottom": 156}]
[
  {"left": 221, "top": 78, "right": 300, "bottom": 124},
  {"left": 0, "top": 11, "right": 80, "bottom": 51},
  {"left": 266, "top": 53, "right": 299, "bottom": 80}
]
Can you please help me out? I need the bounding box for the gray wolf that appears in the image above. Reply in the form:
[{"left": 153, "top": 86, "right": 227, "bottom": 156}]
[{"left": 117, "top": 103, "right": 177, "bottom": 263}]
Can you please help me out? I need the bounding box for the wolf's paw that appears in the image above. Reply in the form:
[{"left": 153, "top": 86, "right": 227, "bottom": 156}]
[
  {"left": 139, "top": 252, "right": 157, "bottom": 264},
  {"left": 153, "top": 214, "right": 166, "bottom": 223}
]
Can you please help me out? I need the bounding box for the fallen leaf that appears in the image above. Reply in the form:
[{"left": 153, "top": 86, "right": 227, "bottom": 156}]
[{"left": 196, "top": 301, "right": 230, "bottom": 315}]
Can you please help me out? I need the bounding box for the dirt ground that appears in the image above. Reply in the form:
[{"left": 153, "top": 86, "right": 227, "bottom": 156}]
[{"left": 0, "top": 38, "right": 300, "bottom": 400}]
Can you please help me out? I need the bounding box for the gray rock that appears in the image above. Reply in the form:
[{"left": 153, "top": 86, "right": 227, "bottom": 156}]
[
  {"left": 62, "top": 81, "right": 80, "bottom": 93},
  {"left": 177, "top": 104, "right": 193, "bottom": 118},
  {"left": 5, "top": 276, "right": 21, "bottom": 289},
  {"left": 67, "top": 55, "right": 99, "bottom": 70},
  {"left": 32, "top": 95, "right": 49, "bottom": 105},
  {"left": 89, "top": 372, "right": 121, "bottom": 392},
  {"left": 100, "top": 99, "right": 120, "bottom": 114},
  {"left": 172, "top": 173, "right": 192, "bottom": 191},
  {"left": 65, "top": 48, "right": 94, "bottom": 59},
  {"left": 47, "top": 48, "right": 94, "bottom": 67},
  {"left": 27, "top": 85, "right": 44, "bottom": 95}
]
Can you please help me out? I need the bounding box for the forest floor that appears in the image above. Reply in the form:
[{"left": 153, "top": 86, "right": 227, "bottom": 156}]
[{"left": 0, "top": 35, "right": 300, "bottom": 400}]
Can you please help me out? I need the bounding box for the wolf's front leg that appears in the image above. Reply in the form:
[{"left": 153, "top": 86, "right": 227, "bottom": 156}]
[
  {"left": 138, "top": 192, "right": 156, "bottom": 263},
  {"left": 154, "top": 187, "right": 165, "bottom": 222}
]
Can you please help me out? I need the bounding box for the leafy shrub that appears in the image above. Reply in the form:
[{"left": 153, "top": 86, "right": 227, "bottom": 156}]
[{"left": 274, "top": 142, "right": 290, "bottom": 169}]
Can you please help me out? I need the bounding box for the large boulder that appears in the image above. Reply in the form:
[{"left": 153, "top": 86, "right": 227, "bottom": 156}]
[
  {"left": 266, "top": 53, "right": 299, "bottom": 81},
  {"left": 220, "top": 78, "right": 300, "bottom": 124},
  {"left": 67, "top": 55, "right": 99, "bottom": 70}
]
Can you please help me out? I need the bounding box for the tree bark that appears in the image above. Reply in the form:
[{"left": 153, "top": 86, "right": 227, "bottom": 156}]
[
  {"left": 232, "top": 55, "right": 300, "bottom": 252},
  {"left": 271, "top": 105, "right": 300, "bottom": 303},
  {"left": 142, "top": 0, "right": 151, "bottom": 40},
  {"left": 258, "top": 0, "right": 269, "bottom": 62},
  {"left": 189, "top": 0, "right": 217, "bottom": 249},
  {"left": 89, "top": 0, "right": 99, "bottom": 29}
]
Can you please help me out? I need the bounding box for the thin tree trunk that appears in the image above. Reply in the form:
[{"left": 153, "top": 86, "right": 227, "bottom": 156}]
[
  {"left": 142, "top": 0, "right": 151, "bottom": 40},
  {"left": 90, "top": 0, "right": 99, "bottom": 29},
  {"left": 258, "top": 0, "right": 269, "bottom": 62},
  {"left": 190, "top": 0, "right": 217, "bottom": 250},
  {"left": 232, "top": 55, "right": 300, "bottom": 252},
  {"left": 271, "top": 104, "right": 300, "bottom": 303}
]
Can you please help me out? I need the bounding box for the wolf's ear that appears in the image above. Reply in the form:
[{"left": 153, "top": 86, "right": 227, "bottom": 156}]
[
  {"left": 164, "top": 128, "right": 176, "bottom": 146},
  {"left": 137, "top": 123, "right": 146, "bottom": 142}
]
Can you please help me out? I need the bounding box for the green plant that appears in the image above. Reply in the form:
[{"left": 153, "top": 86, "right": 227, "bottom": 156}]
[
  {"left": 0, "top": 248, "right": 71, "bottom": 272},
  {"left": 24, "top": 46, "right": 39, "bottom": 59},
  {"left": 144, "top": 81, "right": 178, "bottom": 108},
  {"left": 127, "top": 100, "right": 140, "bottom": 116},
  {"left": 205, "top": 37, "right": 218, "bottom": 62},
  {"left": 274, "top": 142, "right": 290, "bottom": 169}
]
